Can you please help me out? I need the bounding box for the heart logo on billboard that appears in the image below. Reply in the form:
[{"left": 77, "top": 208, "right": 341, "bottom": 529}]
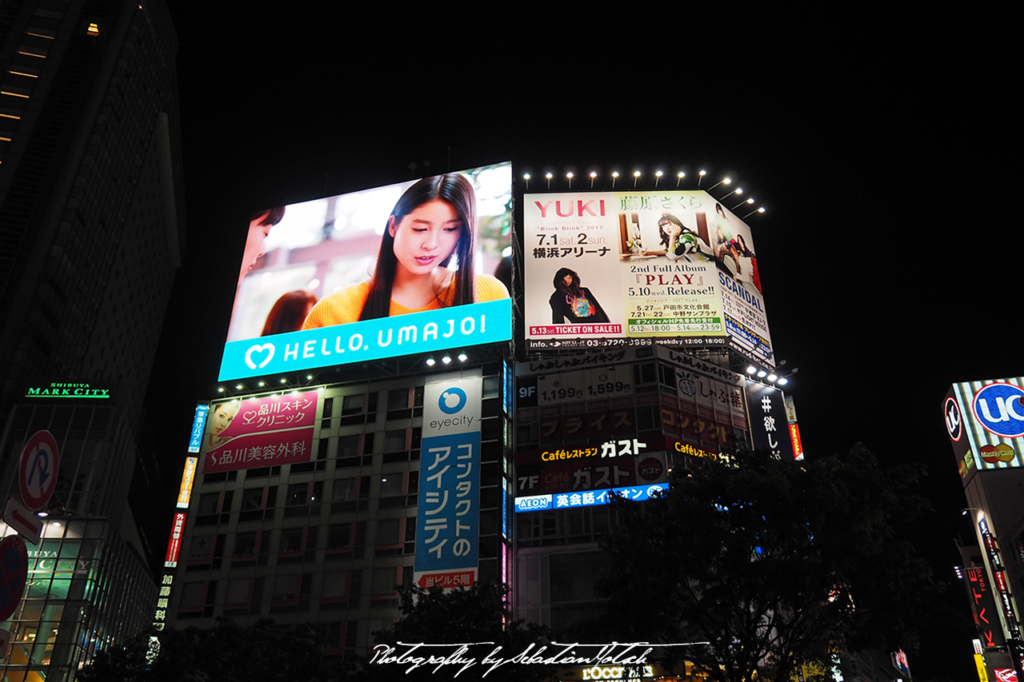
[{"left": 244, "top": 343, "right": 275, "bottom": 370}]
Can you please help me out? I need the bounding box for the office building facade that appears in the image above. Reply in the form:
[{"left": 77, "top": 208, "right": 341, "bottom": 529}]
[{"left": 0, "top": 0, "right": 186, "bottom": 679}]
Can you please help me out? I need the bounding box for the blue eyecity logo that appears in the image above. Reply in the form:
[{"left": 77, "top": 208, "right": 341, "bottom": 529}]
[
  {"left": 973, "top": 382, "right": 1024, "bottom": 438},
  {"left": 438, "top": 387, "right": 467, "bottom": 415}
]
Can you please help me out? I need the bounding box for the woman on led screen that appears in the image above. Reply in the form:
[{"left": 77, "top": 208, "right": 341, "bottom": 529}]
[
  {"left": 261, "top": 290, "right": 317, "bottom": 336},
  {"left": 205, "top": 402, "right": 239, "bottom": 451},
  {"left": 302, "top": 173, "right": 508, "bottom": 328},
  {"left": 549, "top": 267, "right": 610, "bottom": 324}
]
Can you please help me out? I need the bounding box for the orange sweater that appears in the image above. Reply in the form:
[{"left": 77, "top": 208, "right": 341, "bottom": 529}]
[{"left": 302, "top": 275, "right": 508, "bottom": 329}]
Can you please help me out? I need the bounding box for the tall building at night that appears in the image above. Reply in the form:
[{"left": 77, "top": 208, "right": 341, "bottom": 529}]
[
  {"left": 161, "top": 162, "right": 811, "bottom": 681},
  {"left": 0, "top": 0, "right": 186, "bottom": 679},
  {"left": 946, "top": 378, "right": 1024, "bottom": 680}
]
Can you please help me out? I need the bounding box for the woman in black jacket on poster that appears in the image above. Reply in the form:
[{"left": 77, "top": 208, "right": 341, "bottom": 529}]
[{"left": 549, "top": 267, "right": 610, "bottom": 324}]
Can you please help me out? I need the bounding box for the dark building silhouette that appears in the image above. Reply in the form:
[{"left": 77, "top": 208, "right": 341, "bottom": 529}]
[{"left": 0, "top": 0, "right": 186, "bottom": 679}]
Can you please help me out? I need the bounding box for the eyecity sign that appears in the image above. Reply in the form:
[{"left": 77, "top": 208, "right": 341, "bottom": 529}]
[{"left": 24, "top": 382, "right": 110, "bottom": 398}]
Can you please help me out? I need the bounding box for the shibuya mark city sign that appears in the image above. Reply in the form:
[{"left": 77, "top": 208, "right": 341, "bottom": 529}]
[{"left": 25, "top": 382, "right": 109, "bottom": 398}]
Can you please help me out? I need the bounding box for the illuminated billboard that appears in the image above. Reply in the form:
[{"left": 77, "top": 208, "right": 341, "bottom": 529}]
[
  {"left": 200, "top": 391, "right": 319, "bottom": 473},
  {"left": 414, "top": 377, "right": 482, "bottom": 589},
  {"left": 221, "top": 163, "right": 513, "bottom": 381},
  {"left": 947, "top": 378, "right": 1024, "bottom": 476},
  {"left": 524, "top": 190, "right": 772, "bottom": 364}
]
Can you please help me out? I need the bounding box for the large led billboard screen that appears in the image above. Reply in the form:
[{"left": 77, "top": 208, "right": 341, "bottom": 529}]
[
  {"left": 220, "top": 163, "right": 513, "bottom": 381},
  {"left": 524, "top": 190, "right": 772, "bottom": 364},
  {"left": 947, "top": 378, "right": 1024, "bottom": 478}
]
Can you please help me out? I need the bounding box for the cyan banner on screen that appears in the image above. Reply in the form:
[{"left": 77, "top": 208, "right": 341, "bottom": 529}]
[{"left": 218, "top": 298, "right": 511, "bottom": 381}]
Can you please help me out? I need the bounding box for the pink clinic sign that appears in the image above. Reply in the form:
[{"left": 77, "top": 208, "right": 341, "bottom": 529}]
[{"left": 203, "top": 391, "right": 318, "bottom": 473}]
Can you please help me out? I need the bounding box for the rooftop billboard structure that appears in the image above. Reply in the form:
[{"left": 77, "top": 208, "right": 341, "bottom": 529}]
[
  {"left": 220, "top": 163, "right": 513, "bottom": 381},
  {"left": 946, "top": 378, "right": 1024, "bottom": 482},
  {"left": 523, "top": 190, "right": 772, "bottom": 366}
]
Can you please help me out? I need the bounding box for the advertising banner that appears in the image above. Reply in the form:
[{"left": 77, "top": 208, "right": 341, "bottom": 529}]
[
  {"left": 744, "top": 382, "right": 794, "bottom": 460},
  {"left": 221, "top": 163, "right": 512, "bottom": 381},
  {"left": 964, "top": 565, "right": 1006, "bottom": 648},
  {"left": 201, "top": 391, "right": 318, "bottom": 473},
  {"left": 414, "top": 377, "right": 482, "bottom": 589},
  {"left": 524, "top": 190, "right": 772, "bottom": 364},
  {"left": 176, "top": 457, "right": 198, "bottom": 509},
  {"left": 187, "top": 405, "right": 209, "bottom": 454},
  {"left": 164, "top": 512, "right": 186, "bottom": 568},
  {"left": 515, "top": 483, "right": 668, "bottom": 513},
  {"left": 948, "top": 379, "right": 1024, "bottom": 477},
  {"left": 516, "top": 448, "right": 668, "bottom": 496}
]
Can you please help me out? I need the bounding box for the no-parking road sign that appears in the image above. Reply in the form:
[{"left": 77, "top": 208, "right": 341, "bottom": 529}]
[
  {"left": 0, "top": 536, "right": 28, "bottom": 623},
  {"left": 18, "top": 430, "right": 59, "bottom": 511}
]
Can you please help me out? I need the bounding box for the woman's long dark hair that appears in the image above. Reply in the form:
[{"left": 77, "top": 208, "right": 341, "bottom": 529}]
[
  {"left": 553, "top": 267, "right": 583, "bottom": 297},
  {"left": 262, "top": 290, "right": 317, "bottom": 336},
  {"left": 658, "top": 213, "right": 687, "bottom": 250},
  {"left": 360, "top": 174, "right": 477, "bottom": 321}
]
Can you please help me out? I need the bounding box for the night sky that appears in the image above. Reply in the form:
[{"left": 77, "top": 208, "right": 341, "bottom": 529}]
[{"left": 146, "top": 6, "right": 1015, "bottom": 680}]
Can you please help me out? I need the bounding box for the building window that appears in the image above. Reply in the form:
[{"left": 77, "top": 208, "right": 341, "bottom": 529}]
[
  {"left": 277, "top": 527, "right": 314, "bottom": 564},
  {"left": 321, "top": 571, "right": 348, "bottom": 599},
  {"left": 371, "top": 567, "right": 399, "bottom": 596},
  {"left": 195, "top": 491, "right": 232, "bottom": 526},
  {"left": 382, "top": 429, "right": 406, "bottom": 453},
  {"left": 280, "top": 527, "right": 304, "bottom": 554},
  {"left": 332, "top": 477, "right": 369, "bottom": 513},
  {"left": 239, "top": 486, "right": 276, "bottom": 522},
  {"left": 284, "top": 481, "right": 322, "bottom": 517},
  {"left": 225, "top": 578, "right": 251, "bottom": 606},
  {"left": 234, "top": 532, "right": 258, "bottom": 558},
  {"left": 272, "top": 574, "right": 299, "bottom": 602},
  {"left": 377, "top": 472, "right": 416, "bottom": 509},
  {"left": 326, "top": 522, "right": 366, "bottom": 558},
  {"left": 376, "top": 518, "right": 400, "bottom": 545}
]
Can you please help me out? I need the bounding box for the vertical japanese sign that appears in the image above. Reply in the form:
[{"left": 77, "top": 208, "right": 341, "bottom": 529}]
[
  {"left": 202, "top": 390, "right": 318, "bottom": 473},
  {"left": 785, "top": 395, "right": 805, "bottom": 461},
  {"left": 414, "top": 377, "right": 482, "bottom": 589},
  {"left": 187, "top": 405, "right": 209, "bottom": 454},
  {"left": 979, "top": 518, "right": 1022, "bottom": 642},
  {"left": 164, "top": 512, "right": 186, "bottom": 568},
  {"left": 965, "top": 566, "right": 1005, "bottom": 648},
  {"left": 744, "top": 382, "right": 794, "bottom": 460},
  {"left": 176, "top": 457, "right": 198, "bottom": 509}
]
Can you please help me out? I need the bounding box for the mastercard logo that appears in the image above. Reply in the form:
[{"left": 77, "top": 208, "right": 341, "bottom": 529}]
[{"left": 980, "top": 443, "right": 1016, "bottom": 464}]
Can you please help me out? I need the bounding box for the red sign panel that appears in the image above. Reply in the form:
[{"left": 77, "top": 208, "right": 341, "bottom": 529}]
[
  {"left": 18, "top": 430, "right": 60, "bottom": 511},
  {"left": 416, "top": 570, "right": 475, "bottom": 589},
  {"left": 0, "top": 536, "right": 29, "bottom": 622},
  {"left": 164, "top": 512, "right": 186, "bottom": 568}
]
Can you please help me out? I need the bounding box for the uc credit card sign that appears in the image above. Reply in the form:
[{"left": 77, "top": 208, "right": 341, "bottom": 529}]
[
  {"left": 414, "top": 377, "right": 482, "bottom": 589},
  {"left": 219, "top": 299, "right": 511, "bottom": 381}
]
